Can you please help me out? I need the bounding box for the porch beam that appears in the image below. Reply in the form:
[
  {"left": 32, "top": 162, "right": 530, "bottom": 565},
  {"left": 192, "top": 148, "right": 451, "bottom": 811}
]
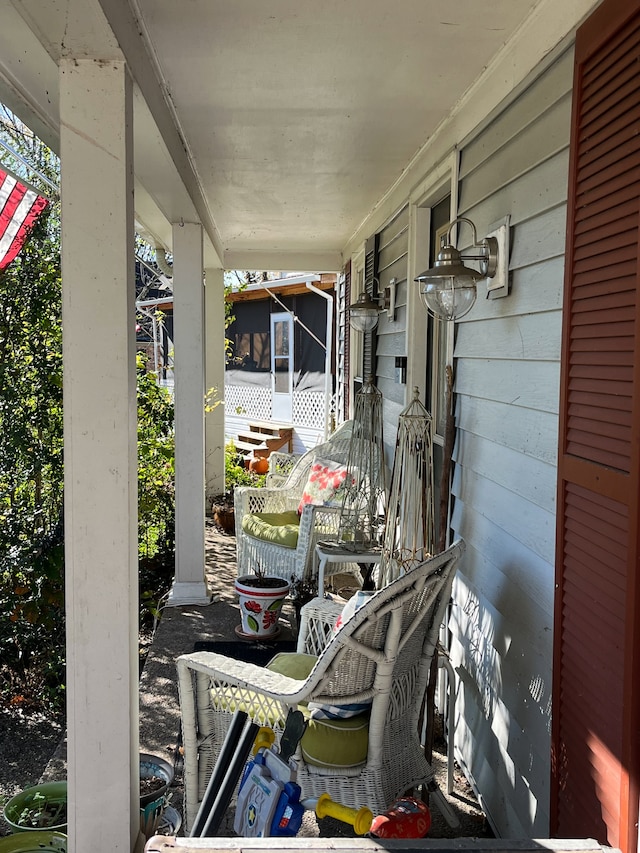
[
  {"left": 60, "top": 58, "right": 139, "bottom": 853},
  {"left": 168, "top": 221, "right": 212, "bottom": 606}
]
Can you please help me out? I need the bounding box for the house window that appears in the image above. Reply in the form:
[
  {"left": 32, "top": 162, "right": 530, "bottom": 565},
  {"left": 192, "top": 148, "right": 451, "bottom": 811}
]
[{"left": 233, "top": 332, "right": 270, "bottom": 369}]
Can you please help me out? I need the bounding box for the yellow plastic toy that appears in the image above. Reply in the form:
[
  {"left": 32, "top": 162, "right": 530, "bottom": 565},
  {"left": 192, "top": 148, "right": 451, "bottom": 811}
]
[
  {"left": 252, "top": 726, "right": 276, "bottom": 754},
  {"left": 314, "top": 793, "right": 373, "bottom": 836}
]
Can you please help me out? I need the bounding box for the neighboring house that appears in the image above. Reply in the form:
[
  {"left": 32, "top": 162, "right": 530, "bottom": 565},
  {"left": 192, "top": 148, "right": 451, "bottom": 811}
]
[
  {"left": 339, "top": 2, "right": 638, "bottom": 849},
  {"left": 135, "top": 259, "right": 174, "bottom": 384},
  {"left": 225, "top": 273, "right": 337, "bottom": 452}
]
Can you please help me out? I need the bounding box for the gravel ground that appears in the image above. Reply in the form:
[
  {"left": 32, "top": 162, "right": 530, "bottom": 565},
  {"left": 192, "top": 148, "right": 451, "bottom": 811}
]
[{"left": 0, "top": 704, "right": 64, "bottom": 836}]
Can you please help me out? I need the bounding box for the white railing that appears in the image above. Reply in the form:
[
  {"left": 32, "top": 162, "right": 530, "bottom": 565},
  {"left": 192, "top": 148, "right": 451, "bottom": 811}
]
[
  {"left": 224, "top": 384, "right": 272, "bottom": 421},
  {"left": 292, "top": 390, "right": 327, "bottom": 429},
  {"left": 224, "top": 384, "right": 327, "bottom": 429}
]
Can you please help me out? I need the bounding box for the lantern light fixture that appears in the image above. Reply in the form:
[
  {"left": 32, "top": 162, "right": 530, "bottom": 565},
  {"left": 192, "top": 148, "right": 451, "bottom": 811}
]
[
  {"left": 348, "top": 277, "right": 397, "bottom": 332},
  {"left": 414, "top": 216, "right": 509, "bottom": 321}
]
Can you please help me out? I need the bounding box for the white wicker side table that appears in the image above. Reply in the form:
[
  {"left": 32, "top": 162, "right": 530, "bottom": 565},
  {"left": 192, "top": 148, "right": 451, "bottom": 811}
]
[
  {"left": 314, "top": 541, "right": 383, "bottom": 595},
  {"left": 296, "top": 595, "right": 342, "bottom": 655}
]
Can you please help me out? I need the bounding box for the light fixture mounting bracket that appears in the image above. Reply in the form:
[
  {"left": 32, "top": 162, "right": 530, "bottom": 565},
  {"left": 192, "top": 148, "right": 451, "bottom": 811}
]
[{"left": 484, "top": 216, "right": 510, "bottom": 299}]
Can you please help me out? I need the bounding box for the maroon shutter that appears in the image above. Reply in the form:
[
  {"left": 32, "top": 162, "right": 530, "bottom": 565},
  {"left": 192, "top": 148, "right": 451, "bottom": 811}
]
[
  {"left": 363, "top": 234, "right": 378, "bottom": 379},
  {"left": 344, "top": 260, "right": 351, "bottom": 418},
  {"left": 553, "top": 3, "right": 640, "bottom": 851}
]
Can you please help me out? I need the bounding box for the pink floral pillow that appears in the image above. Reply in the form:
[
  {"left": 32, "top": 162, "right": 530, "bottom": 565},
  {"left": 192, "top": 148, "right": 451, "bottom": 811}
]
[{"left": 297, "top": 458, "right": 351, "bottom": 515}]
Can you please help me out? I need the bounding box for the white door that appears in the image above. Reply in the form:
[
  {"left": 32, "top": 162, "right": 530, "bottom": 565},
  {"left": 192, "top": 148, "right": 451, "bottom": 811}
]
[{"left": 270, "top": 312, "right": 293, "bottom": 422}]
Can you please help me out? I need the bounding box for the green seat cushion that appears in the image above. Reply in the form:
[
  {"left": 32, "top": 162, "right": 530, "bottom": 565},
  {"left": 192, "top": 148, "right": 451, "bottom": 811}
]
[
  {"left": 242, "top": 511, "right": 300, "bottom": 549},
  {"left": 209, "top": 652, "right": 369, "bottom": 768},
  {"left": 267, "top": 651, "right": 317, "bottom": 679},
  {"left": 266, "top": 652, "right": 369, "bottom": 769},
  {"left": 299, "top": 713, "right": 369, "bottom": 769}
]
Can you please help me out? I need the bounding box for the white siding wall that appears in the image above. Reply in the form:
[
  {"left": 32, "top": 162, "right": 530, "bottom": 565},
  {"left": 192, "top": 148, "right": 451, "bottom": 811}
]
[
  {"left": 375, "top": 204, "right": 409, "bottom": 460},
  {"left": 448, "top": 47, "right": 573, "bottom": 837}
]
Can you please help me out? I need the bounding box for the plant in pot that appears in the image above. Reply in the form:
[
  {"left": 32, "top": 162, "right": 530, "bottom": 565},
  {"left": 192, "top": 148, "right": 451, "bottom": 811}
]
[
  {"left": 288, "top": 573, "right": 319, "bottom": 635},
  {"left": 3, "top": 756, "right": 174, "bottom": 838},
  {"left": 139, "top": 752, "right": 175, "bottom": 839},
  {"left": 3, "top": 782, "right": 68, "bottom": 834},
  {"left": 210, "top": 441, "right": 266, "bottom": 533},
  {"left": 0, "top": 832, "right": 67, "bottom": 853},
  {"left": 234, "top": 565, "right": 290, "bottom": 639}
]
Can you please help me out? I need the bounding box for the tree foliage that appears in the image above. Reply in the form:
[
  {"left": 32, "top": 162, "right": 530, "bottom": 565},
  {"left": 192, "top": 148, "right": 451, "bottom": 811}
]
[
  {"left": 0, "top": 109, "right": 177, "bottom": 711},
  {"left": 0, "top": 208, "right": 65, "bottom": 711}
]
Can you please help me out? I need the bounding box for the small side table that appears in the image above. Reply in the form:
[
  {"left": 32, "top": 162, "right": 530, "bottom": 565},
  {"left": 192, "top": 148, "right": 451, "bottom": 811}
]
[{"left": 314, "top": 541, "right": 383, "bottom": 596}]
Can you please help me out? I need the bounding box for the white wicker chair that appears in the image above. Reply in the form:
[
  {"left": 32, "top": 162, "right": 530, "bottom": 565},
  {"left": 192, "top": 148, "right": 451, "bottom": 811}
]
[
  {"left": 265, "top": 450, "right": 302, "bottom": 487},
  {"left": 177, "top": 539, "right": 465, "bottom": 831},
  {"left": 234, "top": 421, "right": 354, "bottom": 582}
]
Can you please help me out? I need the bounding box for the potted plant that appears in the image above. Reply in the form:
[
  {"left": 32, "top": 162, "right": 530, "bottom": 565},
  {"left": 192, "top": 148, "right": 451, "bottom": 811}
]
[
  {"left": 209, "top": 441, "right": 266, "bottom": 533},
  {"left": 0, "top": 832, "right": 67, "bottom": 853},
  {"left": 234, "top": 567, "right": 290, "bottom": 638},
  {"left": 3, "top": 782, "right": 67, "bottom": 834},
  {"left": 3, "top": 756, "right": 174, "bottom": 837},
  {"left": 288, "top": 573, "right": 319, "bottom": 634},
  {"left": 139, "top": 752, "right": 174, "bottom": 808}
]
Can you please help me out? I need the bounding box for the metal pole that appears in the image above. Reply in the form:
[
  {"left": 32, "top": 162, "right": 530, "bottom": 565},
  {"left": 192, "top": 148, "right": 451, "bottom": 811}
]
[
  {"left": 200, "top": 719, "right": 259, "bottom": 836},
  {"left": 189, "top": 710, "right": 248, "bottom": 836},
  {"left": 306, "top": 281, "right": 333, "bottom": 440}
]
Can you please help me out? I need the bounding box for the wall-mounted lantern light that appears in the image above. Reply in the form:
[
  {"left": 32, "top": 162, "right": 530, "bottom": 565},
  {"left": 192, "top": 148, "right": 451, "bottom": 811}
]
[
  {"left": 348, "top": 277, "right": 397, "bottom": 332},
  {"left": 414, "top": 217, "right": 509, "bottom": 321}
]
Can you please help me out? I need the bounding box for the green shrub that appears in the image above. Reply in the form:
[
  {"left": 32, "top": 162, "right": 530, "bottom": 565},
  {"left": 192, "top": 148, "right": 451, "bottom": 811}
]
[
  {"left": 0, "top": 210, "right": 65, "bottom": 712},
  {"left": 137, "top": 355, "right": 176, "bottom": 631},
  {"left": 224, "top": 440, "right": 264, "bottom": 494}
]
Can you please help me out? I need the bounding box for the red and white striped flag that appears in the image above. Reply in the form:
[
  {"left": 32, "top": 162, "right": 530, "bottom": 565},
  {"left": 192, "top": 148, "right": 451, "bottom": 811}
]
[{"left": 0, "top": 166, "right": 48, "bottom": 270}]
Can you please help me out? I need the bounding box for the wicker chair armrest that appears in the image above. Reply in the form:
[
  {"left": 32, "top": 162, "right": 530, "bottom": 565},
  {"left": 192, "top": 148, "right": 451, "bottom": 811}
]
[
  {"left": 234, "top": 484, "right": 300, "bottom": 517},
  {"left": 290, "top": 503, "right": 343, "bottom": 581},
  {"left": 177, "top": 651, "right": 314, "bottom": 704},
  {"left": 297, "top": 502, "right": 342, "bottom": 534}
]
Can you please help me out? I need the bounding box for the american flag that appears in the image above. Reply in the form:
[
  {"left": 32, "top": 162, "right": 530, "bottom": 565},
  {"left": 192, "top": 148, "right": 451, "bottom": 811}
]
[{"left": 0, "top": 166, "right": 48, "bottom": 271}]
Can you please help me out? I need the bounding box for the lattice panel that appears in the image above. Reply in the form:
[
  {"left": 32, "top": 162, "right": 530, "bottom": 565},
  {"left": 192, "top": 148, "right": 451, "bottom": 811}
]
[
  {"left": 293, "top": 391, "right": 326, "bottom": 428},
  {"left": 225, "top": 384, "right": 272, "bottom": 420}
]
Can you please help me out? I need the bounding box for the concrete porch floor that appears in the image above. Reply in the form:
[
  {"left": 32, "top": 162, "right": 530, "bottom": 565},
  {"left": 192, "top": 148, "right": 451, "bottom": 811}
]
[{"left": 138, "top": 520, "right": 299, "bottom": 837}]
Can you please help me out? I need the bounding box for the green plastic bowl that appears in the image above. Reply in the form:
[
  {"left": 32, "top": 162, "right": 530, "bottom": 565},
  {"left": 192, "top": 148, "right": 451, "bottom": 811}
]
[
  {"left": 0, "top": 832, "right": 66, "bottom": 853},
  {"left": 3, "top": 782, "right": 67, "bottom": 834}
]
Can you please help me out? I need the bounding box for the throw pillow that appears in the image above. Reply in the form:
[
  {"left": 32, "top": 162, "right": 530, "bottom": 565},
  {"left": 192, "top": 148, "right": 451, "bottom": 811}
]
[
  {"left": 297, "top": 458, "right": 351, "bottom": 515},
  {"left": 334, "top": 589, "right": 375, "bottom": 632}
]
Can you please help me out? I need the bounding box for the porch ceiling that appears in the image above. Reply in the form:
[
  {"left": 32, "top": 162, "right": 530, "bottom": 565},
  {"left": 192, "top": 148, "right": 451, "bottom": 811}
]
[{"left": 2, "top": 0, "right": 543, "bottom": 270}]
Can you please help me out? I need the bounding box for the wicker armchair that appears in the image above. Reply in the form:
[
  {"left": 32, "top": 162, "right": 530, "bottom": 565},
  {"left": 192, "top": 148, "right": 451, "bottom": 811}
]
[
  {"left": 177, "top": 539, "right": 465, "bottom": 831},
  {"left": 234, "top": 421, "right": 354, "bottom": 582},
  {"left": 265, "top": 450, "right": 302, "bottom": 487}
]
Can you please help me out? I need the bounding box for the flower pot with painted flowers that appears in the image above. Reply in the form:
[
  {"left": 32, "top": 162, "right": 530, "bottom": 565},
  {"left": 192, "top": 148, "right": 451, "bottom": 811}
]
[{"left": 234, "top": 568, "right": 290, "bottom": 639}]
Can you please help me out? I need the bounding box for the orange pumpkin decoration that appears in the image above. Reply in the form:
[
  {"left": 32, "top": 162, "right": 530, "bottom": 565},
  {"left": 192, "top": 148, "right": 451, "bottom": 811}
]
[{"left": 249, "top": 455, "right": 269, "bottom": 475}]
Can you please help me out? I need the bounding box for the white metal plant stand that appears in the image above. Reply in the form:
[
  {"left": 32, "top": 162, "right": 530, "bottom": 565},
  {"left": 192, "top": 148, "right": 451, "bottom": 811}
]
[
  {"left": 337, "top": 377, "right": 386, "bottom": 551},
  {"left": 379, "top": 387, "right": 435, "bottom": 587}
]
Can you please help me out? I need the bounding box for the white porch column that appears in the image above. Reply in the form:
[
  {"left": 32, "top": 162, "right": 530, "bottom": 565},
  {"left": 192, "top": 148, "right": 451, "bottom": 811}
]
[
  {"left": 205, "top": 267, "right": 225, "bottom": 503},
  {"left": 60, "top": 60, "right": 139, "bottom": 853},
  {"left": 167, "top": 222, "right": 212, "bottom": 605}
]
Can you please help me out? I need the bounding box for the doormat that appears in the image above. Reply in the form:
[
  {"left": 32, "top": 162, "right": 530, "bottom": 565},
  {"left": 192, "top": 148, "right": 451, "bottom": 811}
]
[{"left": 193, "top": 639, "right": 297, "bottom": 668}]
